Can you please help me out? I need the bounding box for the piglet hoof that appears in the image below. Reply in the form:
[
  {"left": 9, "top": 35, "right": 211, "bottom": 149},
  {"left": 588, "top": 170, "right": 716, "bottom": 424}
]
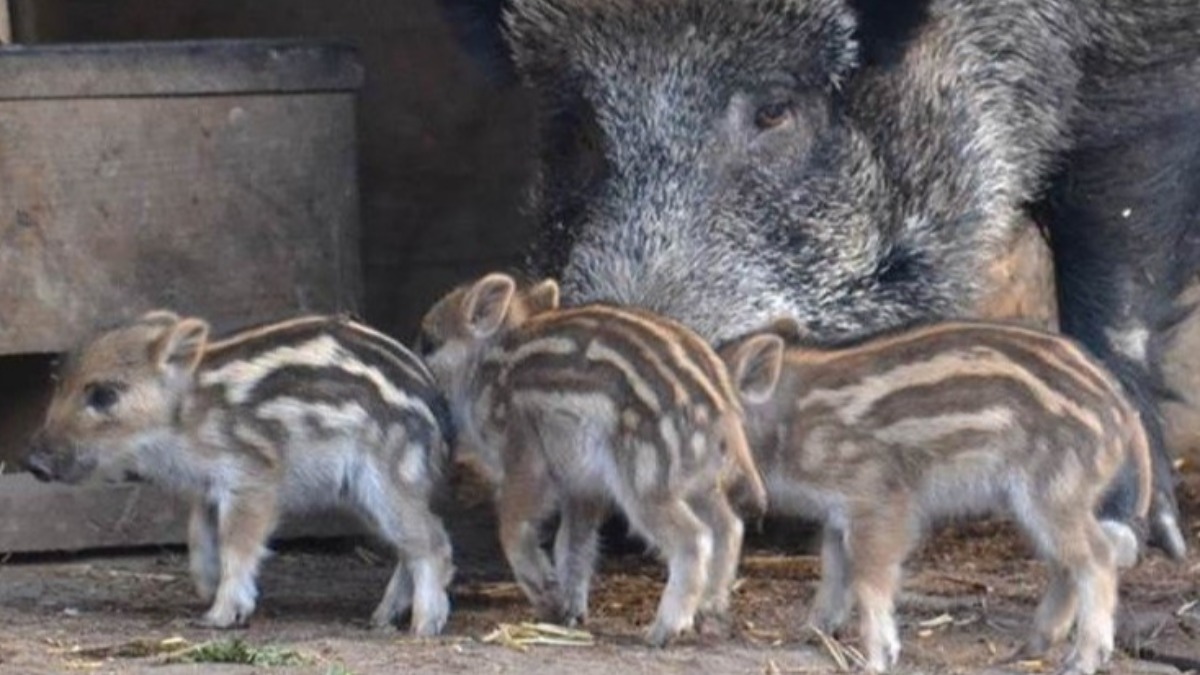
[
  {"left": 195, "top": 598, "right": 256, "bottom": 630},
  {"left": 1054, "top": 645, "right": 1111, "bottom": 675},
  {"left": 368, "top": 608, "right": 403, "bottom": 632},
  {"left": 560, "top": 609, "right": 588, "bottom": 628},
  {"left": 644, "top": 616, "right": 693, "bottom": 649},
  {"left": 694, "top": 610, "right": 732, "bottom": 639},
  {"left": 532, "top": 592, "right": 570, "bottom": 625},
  {"left": 556, "top": 593, "right": 590, "bottom": 628},
  {"left": 1000, "top": 637, "right": 1054, "bottom": 667},
  {"left": 863, "top": 636, "right": 901, "bottom": 674},
  {"left": 644, "top": 624, "right": 674, "bottom": 649},
  {"left": 409, "top": 594, "right": 450, "bottom": 637},
  {"left": 192, "top": 610, "right": 249, "bottom": 630},
  {"left": 1054, "top": 658, "right": 1096, "bottom": 675},
  {"left": 862, "top": 656, "right": 896, "bottom": 674},
  {"left": 536, "top": 606, "right": 584, "bottom": 629},
  {"left": 805, "top": 608, "right": 849, "bottom": 639},
  {"left": 408, "top": 617, "right": 447, "bottom": 638}
]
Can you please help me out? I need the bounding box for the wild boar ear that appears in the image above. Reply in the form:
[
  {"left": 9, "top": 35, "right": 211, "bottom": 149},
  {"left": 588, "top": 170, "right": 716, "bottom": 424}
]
[
  {"left": 504, "top": 0, "right": 592, "bottom": 102},
  {"left": 503, "top": 0, "right": 572, "bottom": 67},
  {"left": 526, "top": 278, "right": 561, "bottom": 313},
  {"left": 767, "top": 315, "right": 804, "bottom": 341},
  {"left": 464, "top": 273, "right": 517, "bottom": 338},
  {"left": 783, "top": 0, "right": 859, "bottom": 89},
  {"left": 153, "top": 317, "right": 210, "bottom": 376},
  {"left": 821, "top": 7, "right": 859, "bottom": 89},
  {"left": 731, "top": 334, "right": 785, "bottom": 405}
]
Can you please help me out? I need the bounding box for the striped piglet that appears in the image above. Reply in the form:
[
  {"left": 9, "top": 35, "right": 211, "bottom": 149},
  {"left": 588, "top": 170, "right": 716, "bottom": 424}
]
[
  {"left": 23, "top": 311, "right": 455, "bottom": 634},
  {"left": 719, "top": 319, "right": 1152, "bottom": 675},
  {"left": 417, "top": 272, "right": 766, "bottom": 646}
]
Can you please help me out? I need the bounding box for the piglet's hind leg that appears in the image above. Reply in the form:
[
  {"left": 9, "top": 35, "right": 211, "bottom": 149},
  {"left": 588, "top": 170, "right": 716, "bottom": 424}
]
[
  {"left": 626, "top": 497, "right": 712, "bottom": 648},
  {"left": 497, "top": 449, "right": 561, "bottom": 620},
  {"left": 553, "top": 497, "right": 607, "bottom": 626},
  {"left": 688, "top": 487, "right": 744, "bottom": 633}
]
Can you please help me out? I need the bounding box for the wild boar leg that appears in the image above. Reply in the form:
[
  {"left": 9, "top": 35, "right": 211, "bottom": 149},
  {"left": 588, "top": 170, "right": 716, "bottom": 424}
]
[
  {"left": 809, "top": 524, "right": 853, "bottom": 635},
  {"left": 1059, "top": 518, "right": 1117, "bottom": 675},
  {"left": 687, "top": 486, "right": 744, "bottom": 626},
  {"left": 847, "top": 511, "right": 910, "bottom": 672},
  {"left": 187, "top": 499, "right": 220, "bottom": 603},
  {"left": 406, "top": 531, "right": 455, "bottom": 638},
  {"left": 1016, "top": 492, "right": 1117, "bottom": 674},
  {"left": 627, "top": 497, "right": 712, "bottom": 647},
  {"left": 361, "top": 478, "right": 454, "bottom": 636},
  {"left": 371, "top": 552, "right": 414, "bottom": 630},
  {"left": 552, "top": 497, "right": 607, "bottom": 626},
  {"left": 201, "top": 488, "right": 279, "bottom": 628},
  {"left": 1014, "top": 564, "right": 1078, "bottom": 659},
  {"left": 497, "top": 446, "right": 561, "bottom": 619}
]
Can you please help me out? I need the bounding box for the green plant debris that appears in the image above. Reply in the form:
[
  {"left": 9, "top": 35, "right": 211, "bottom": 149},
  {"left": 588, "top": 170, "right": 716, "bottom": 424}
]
[{"left": 161, "top": 638, "right": 314, "bottom": 666}]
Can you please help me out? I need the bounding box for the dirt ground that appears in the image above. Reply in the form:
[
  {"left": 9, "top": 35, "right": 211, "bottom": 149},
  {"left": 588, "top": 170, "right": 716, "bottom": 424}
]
[{"left": 2, "top": 470, "right": 1197, "bottom": 675}]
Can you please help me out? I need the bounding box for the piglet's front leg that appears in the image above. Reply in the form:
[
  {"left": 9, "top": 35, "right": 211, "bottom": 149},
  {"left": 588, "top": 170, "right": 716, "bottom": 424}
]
[
  {"left": 198, "top": 488, "right": 279, "bottom": 629},
  {"left": 188, "top": 499, "right": 220, "bottom": 603},
  {"left": 808, "top": 525, "right": 853, "bottom": 635}
]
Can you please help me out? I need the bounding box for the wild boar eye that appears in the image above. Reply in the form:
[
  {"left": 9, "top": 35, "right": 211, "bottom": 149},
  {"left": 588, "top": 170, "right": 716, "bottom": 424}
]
[
  {"left": 84, "top": 382, "right": 122, "bottom": 411},
  {"left": 754, "top": 100, "right": 794, "bottom": 131}
]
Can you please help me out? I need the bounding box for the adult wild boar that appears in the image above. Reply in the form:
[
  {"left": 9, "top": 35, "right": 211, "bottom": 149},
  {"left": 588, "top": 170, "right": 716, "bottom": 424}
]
[{"left": 438, "top": 0, "right": 1200, "bottom": 558}]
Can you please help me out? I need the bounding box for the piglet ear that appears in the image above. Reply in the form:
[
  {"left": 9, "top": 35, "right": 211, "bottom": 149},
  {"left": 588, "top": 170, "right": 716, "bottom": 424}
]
[
  {"left": 137, "top": 309, "right": 181, "bottom": 327},
  {"left": 730, "top": 334, "right": 785, "bottom": 405},
  {"left": 464, "top": 273, "right": 517, "bottom": 339},
  {"left": 153, "top": 317, "right": 210, "bottom": 376},
  {"left": 526, "top": 278, "right": 561, "bottom": 313}
]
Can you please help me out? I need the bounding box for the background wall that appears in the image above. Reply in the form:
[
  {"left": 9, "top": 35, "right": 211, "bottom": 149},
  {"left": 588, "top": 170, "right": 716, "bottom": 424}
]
[{"left": 15, "top": 0, "right": 539, "bottom": 345}]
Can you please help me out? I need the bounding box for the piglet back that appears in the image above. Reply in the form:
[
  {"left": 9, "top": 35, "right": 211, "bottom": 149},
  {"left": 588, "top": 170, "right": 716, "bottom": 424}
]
[{"left": 200, "top": 315, "right": 454, "bottom": 469}]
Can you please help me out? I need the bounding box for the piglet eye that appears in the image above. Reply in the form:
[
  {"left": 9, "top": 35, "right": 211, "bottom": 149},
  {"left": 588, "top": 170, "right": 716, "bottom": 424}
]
[
  {"left": 84, "top": 382, "right": 122, "bottom": 411},
  {"left": 415, "top": 331, "right": 438, "bottom": 357},
  {"left": 754, "top": 100, "right": 794, "bottom": 131}
]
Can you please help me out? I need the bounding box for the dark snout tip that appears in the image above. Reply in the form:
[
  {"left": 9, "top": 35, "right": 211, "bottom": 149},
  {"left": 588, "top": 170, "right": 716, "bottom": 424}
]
[
  {"left": 22, "top": 433, "right": 59, "bottom": 482},
  {"left": 22, "top": 451, "right": 54, "bottom": 482}
]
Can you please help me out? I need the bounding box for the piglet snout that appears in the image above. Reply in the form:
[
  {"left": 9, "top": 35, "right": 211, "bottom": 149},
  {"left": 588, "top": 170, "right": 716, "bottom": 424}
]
[{"left": 22, "top": 435, "right": 55, "bottom": 482}]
